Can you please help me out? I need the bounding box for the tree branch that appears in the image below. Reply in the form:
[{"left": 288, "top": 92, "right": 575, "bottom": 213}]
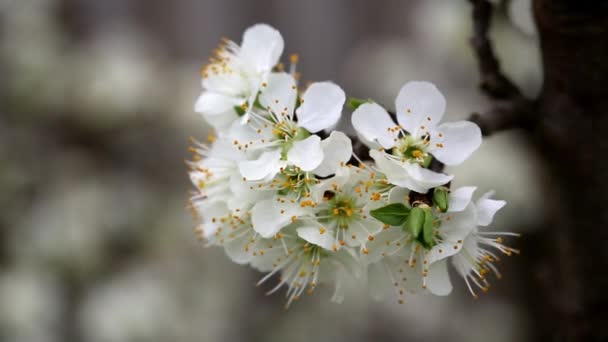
[
  {"left": 468, "top": 0, "right": 534, "bottom": 135},
  {"left": 469, "top": 98, "right": 534, "bottom": 136},
  {"left": 469, "top": 0, "right": 522, "bottom": 100}
]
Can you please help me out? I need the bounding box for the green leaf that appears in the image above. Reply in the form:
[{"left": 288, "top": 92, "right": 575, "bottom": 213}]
[
  {"left": 406, "top": 207, "right": 425, "bottom": 238},
  {"left": 347, "top": 97, "right": 370, "bottom": 110},
  {"left": 370, "top": 203, "right": 410, "bottom": 226},
  {"left": 422, "top": 208, "right": 436, "bottom": 247},
  {"left": 433, "top": 187, "right": 449, "bottom": 212}
]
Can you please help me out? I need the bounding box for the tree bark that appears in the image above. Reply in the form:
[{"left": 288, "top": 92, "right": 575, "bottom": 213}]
[
  {"left": 470, "top": 1, "right": 607, "bottom": 340},
  {"left": 531, "top": 1, "right": 607, "bottom": 340}
]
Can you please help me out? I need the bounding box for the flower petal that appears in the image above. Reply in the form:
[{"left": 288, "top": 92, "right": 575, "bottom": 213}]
[
  {"left": 426, "top": 259, "right": 453, "bottom": 296},
  {"left": 448, "top": 186, "right": 477, "bottom": 212},
  {"left": 224, "top": 236, "right": 252, "bottom": 264},
  {"left": 297, "top": 226, "right": 335, "bottom": 251},
  {"left": 259, "top": 72, "right": 298, "bottom": 118},
  {"left": 251, "top": 198, "right": 305, "bottom": 238},
  {"left": 287, "top": 135, "right": 323, "bottom": 171},
  {"left": 238, "top": 150, "right": 282, "bottom": 181},
  {"left": 476, "top": 194, "right": 506, "bottom": 226},
  {"left": 194, "top": 92, "right": 241, "bottom": 131},
  {"left": 403, "top": 162, "right": 453, "bottom": 192},
  {"left": 362, "top": 227, "right": 406, "bottom": 265},
  {"left": 202, "top": 72, "right": 249, "bottom": 97},
  {"left": 430, "top": 121, "right": 482, "bottom": 166},
  {"left": 351, "top": 102, "right": 396, "bottom": 149},
  {"left": 197, "top": 201, "right": 229, "bottom": 240},
  {"left": 296, "top": 82, "right": 345, "bottom": 133},
  {"left": 426, "top": 204, "right": 477, "bottom": 264},
  {"left": 314, "top": 131, "right": 353, "bottom": 177},
  {"left": 387, "top": 186, "right": 410, "bottom": 204},
  {"left": 395, "top": 81, "right": 446, "bottom": 135},
  {"left": 370, "top": 150, "right": 415, "bottom": 188},
  {"left": 240, "top": 24, "right": 284, "bottom": 73}
]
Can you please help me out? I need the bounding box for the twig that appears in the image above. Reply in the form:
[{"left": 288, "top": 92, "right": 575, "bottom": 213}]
[
  {"left": 469, "top": 0, "right": 522, "bottom": 100},
  {"left": 468, "top": 0, "right": 534, "bottom": 135},
  {"left": 469, "top": 98, "right": 534, "bottom": 136}
]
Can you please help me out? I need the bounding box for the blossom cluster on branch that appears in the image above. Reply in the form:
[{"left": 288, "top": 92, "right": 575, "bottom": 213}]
[{"left": 187, "top": 24, "right": 518, "bottom": 307}]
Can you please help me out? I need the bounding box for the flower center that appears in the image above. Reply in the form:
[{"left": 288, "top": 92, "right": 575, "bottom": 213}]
[
  {"left": 326, "top": 194, "right": 359, "bottom": 228},
  {"left": 276, "top": 165, "right": 317, "bottom": 198},
  {"left": 393, "top": 135, "right": 432, "bottom": 166},
  {"left": 272, "top": 121, "right": 310, "bottom": 158}
]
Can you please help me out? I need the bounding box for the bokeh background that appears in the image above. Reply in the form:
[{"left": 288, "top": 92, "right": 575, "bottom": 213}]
[{"left": 0, "top": 0, "right": 546, "bottom": 341}]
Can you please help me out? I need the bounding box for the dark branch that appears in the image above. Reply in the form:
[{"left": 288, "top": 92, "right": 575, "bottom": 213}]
[
  {"left": 469, "top": 98, "right": 535, "bottom": 136},
  {"left": 469, "top": 0, "right": 522, "bottom": 100},
  {"left": 468, "top": 0, "right": 535, "bottom": 135}
]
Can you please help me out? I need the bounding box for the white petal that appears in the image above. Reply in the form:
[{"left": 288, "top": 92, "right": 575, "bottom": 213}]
[
  {"left": 240, "top": 24, "right": 284, "bottom": 73},
  {"left": 476, "top": 196, "right": 506, "bottom": 226},
  {"left": 238, "top": 150, "right": 282, "bottom": 181},
  {"left": 388, "top": 186, "right": 410, "bottom": 204},
  {"left": 351, "top": 102, "right": 396, "bottom": 149},
  {"left": 296, "top": 82, "right": 345, "bottom": 133},
  {"left": 194, "top": 92, "right": 240, "bottom": 131},
  {"left": 426, "top": 205, "right": 477, "bottom": 264},
  {"left": 313, "top": 131, "right": 353, "bottom": 177},
  {"left": 287, "top": 135, "right": 323, "bottom": 171},
  {"left": 259, "top": 72, "right": 297, "bottom": 117},
  {"left": 431, "top": 121, "right": 482, "bottom": 166},
  {"left": 370, "top": 150, "right": 452, "bottom": 193},
  {"left": 251, "top": 199, "right": 305, "bottom": 238},
  {"left": 448, "top": 186, "right": 477, "bottom": 212},
  {"left": 395, "top": 81, "right": 446, "bottom": 135},
  {"left": 426, "top": 259, "right": 453, "bottom": 296},
  {"left": 403, "top": 162, "right": 453, "bottom": 192},
  {"left": 370, "top": 150, "right": 415, "bottom": 188},
  {"left": 202, "top": 72, "right": 249, "bottom": 97},
  {"left": 199, "top": 201, "right": 229, "bottom": 240},
  {"left": 297, "top": 226, "right": 335, "bottom": 251},
  {"left": 362, "top": 227, "right": 405, "bottom": 265},
  {"left": 224, "top": 236, "right": 252, "bottom": 264}
]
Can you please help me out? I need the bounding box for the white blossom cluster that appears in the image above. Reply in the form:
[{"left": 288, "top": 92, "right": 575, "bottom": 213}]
[{"left": 188, "top": 24, "right": 519, "bottom": 307}]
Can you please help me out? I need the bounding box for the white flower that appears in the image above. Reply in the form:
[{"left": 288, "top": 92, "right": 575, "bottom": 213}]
[
  {"left": 363, "top": 186, "right": 479, "bottom": 298},
  {"left": 250, "top": 225, "right": 362, "bottom": 307},
  {"left": 250, "top": 165, "right": 387, "bottom": 252},
  {"left": 451, "top": 191, "right": 519, "bottom": 298},
  {"left": 195, "top": 24, "right": 284, "bottom": 132},
  {"left": 235, "top": 72, "right": 350, "bottom": 181},
  {"left": 187, "top": 135, "right": 269, "bottom": 210},
  {"left": 352, "top": 81, "right": 482, "bottom": 192}
]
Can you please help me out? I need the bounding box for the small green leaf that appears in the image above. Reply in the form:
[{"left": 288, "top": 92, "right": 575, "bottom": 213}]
[
  {"left": 422, "top": 208, "right": 435, "bottom": 247},
  {"left": 370, "top": 203, "right": 410, "bottom": 226},
  {"left": 406, "top": 207, "right": 425, "bottom": 238},
  {"left": 347, "top": 97, "right": 370, "bottom": 110},
  {"left": 433, "top": 187, "right": 449, "bottom": 212},
  {"left": 234, "top": 105, "right": 246, "bottom": 116}
]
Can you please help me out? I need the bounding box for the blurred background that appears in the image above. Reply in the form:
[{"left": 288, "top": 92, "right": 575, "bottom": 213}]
[{"left": 0, "top": 0, "right": 546, "bottom": 341}]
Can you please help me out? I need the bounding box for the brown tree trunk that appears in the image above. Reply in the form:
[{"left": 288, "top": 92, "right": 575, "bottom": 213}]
[{"left": 528, "top": 1, "right": 606, "bottom": 340}]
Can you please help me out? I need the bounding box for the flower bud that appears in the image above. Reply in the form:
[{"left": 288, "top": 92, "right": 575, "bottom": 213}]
[
  {"left": 406, "top": 206, "right": 425, "bottom": 238},
  {"left": 422, "top": 207, "right": 436, "bottom": 247},
  {"left": 433, "top": 186, "right": 449, "bottom": 212}
]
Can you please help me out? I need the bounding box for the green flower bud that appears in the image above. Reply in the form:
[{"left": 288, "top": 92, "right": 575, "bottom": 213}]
[
  {"left": 406, "top": 206, "right": 425, "bottom": 238},
  {"left": 433, "top": 186, "right": 449, "bottom": 212},
  {"left": 347, "top": 97, "right": 371, "bottom": 110},
  {"left": 422, "top": 207, "right": 436, "bottom": 247}
]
